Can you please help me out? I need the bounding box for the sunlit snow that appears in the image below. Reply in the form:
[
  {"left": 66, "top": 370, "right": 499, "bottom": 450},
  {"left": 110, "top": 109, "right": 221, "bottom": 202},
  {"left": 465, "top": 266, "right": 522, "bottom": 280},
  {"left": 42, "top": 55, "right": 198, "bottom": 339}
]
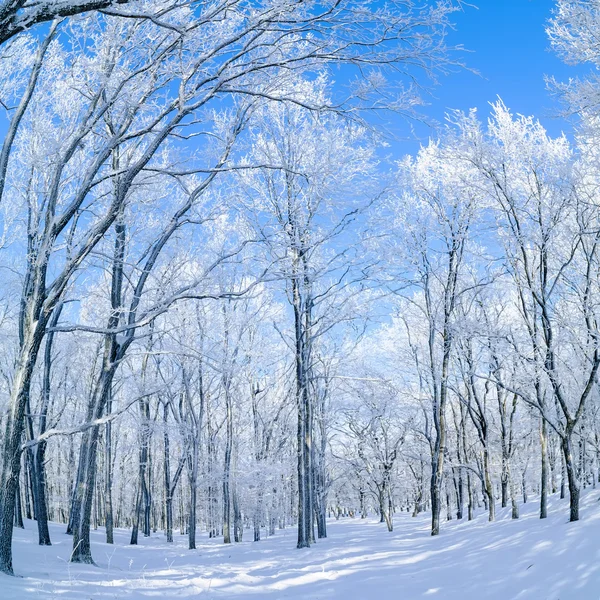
[{"left": 5, "top": 491, "right": 600, "bottom": 599}]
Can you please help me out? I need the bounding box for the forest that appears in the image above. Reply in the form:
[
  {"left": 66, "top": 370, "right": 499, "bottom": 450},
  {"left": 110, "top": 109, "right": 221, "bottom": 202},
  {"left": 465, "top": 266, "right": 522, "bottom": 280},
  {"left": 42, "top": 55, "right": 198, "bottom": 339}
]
[{"left": 1, "top": 1, "right": 600, "bottom": 598}]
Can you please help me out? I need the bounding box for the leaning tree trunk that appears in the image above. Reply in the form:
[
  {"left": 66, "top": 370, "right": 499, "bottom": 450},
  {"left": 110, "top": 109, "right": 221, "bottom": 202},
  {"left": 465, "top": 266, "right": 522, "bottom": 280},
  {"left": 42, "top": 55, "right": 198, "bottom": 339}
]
[
  {"left": 71, "top": 203, "right": 129, "bottom": 564},
  {"left": 130, "top": 480, "right": 142, "bottom": 545},
  {"left": 24, "top": 400, "right": 43, "bottom": 543},
  {"left": 562, "top": 433, "right": 580, "bottom": 522},
  {"left": 71, "top": 421, "right": 104, "bottom": 563},
  {"left": 454, "top": 459, "right": 464, "bottom": 520},
  {"left": 30, "top": 302, "right": 64, "bottom": 547},
  {"left": 0, "top": 321, "right": 48, "bottom": 574},
  {"left": 162, "top": 401, "right": 185, "bottom": 544},
  {"left": 0, "top": 38, "right": 62, "bottom": 565},
  {"left": 71, "top": 363, "right": 119, "bottom": 563}
]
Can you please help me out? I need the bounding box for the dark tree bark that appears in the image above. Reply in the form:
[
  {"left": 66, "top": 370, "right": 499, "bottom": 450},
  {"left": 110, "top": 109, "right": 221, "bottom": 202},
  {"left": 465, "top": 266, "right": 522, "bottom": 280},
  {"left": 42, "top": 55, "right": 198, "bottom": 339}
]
[
  {"left": 540, "top": 418, "right": 548, "bottom": 519},
  {"left": 222, "top": 320, "right": 233, "bottom": 545},
  {"left": 162, "top": 400, "right": 185, "bottom": 543},
  {"left": 562, "top": 435, "right": 580, "bottom": 522},
  {"left": 233, "top": 480, "right": 243, "bottom": 543},
  {"left": 104, "top": 392, "right": 114, "bottom": 544},
  {"left": 293, "top": 258, "right": 315, "bottom": 548},
  {"left": 0, "top": 0, "right": 130, "bottom": 46},
  {"left": 30, "top": 303, "right": 63, "bottom": 546}
]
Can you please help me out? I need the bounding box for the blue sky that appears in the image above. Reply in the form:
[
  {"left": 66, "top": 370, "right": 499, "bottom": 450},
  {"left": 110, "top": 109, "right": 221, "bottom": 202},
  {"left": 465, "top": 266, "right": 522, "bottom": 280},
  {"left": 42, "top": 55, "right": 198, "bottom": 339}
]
[{"left": 391, "top": 0, "right": 584, "bottom": 151}]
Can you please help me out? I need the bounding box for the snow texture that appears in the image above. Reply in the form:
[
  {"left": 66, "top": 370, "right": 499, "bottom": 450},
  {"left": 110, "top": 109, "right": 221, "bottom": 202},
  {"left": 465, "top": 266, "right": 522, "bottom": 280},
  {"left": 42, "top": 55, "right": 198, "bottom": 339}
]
[{"left": 3, "top": 490, "right": 600, "bottom": 599}]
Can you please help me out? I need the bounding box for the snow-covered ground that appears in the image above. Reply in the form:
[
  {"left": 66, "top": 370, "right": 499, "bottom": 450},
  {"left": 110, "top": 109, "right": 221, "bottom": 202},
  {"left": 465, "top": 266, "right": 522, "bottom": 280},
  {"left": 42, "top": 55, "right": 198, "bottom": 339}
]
[{"left": 4, "top": 491, "right": 600, "bottom": 599}]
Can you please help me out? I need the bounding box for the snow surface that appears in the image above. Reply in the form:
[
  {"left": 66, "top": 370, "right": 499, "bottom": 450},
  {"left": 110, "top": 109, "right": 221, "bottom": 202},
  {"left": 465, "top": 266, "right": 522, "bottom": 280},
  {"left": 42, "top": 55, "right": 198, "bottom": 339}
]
[{"left": 4, "top": 491, "right": 600, "bottom": 599}]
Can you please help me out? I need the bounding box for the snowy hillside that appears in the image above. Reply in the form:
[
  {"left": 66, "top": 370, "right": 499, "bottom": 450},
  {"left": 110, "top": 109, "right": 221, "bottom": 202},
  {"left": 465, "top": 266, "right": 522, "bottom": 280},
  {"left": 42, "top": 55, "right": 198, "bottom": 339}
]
[{"left": 4, "top": 491, "right": 600, "bottom": 600}]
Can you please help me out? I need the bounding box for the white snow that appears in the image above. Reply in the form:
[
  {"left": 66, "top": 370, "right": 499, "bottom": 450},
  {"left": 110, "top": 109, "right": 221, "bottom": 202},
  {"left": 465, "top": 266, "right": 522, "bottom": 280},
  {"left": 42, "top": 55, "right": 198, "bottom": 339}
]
[{"left": 4, "top": 491, "right": 600, "bottom": 599}]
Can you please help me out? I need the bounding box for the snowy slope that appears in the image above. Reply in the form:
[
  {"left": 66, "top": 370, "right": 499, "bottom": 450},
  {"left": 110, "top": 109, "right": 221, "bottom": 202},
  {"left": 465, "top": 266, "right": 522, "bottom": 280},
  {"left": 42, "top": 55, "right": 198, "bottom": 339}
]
[{"left": 3, "top": 490, "right": 600, "bottom": 599}]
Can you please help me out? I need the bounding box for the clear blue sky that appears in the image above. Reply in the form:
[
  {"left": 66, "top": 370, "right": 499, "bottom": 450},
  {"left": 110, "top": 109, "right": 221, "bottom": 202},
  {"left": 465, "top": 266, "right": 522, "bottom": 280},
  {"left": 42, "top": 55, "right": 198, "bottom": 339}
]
[{"left": 392, "top": 0, "right": 583, "bottom": 151}]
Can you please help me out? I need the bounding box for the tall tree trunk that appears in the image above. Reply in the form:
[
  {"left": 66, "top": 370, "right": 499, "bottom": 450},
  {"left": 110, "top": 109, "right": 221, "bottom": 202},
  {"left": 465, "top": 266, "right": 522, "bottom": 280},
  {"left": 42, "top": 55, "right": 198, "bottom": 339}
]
[
  {"left": 500, "top": 467, "right": 508, "bottom": 509},
  {"left": 509, "top": 466, "right": 519, "bottom": 519},
  {"left": 293, "top": 248, "right": 314, "bottom": 549},
  {"left": 138, "top": 396, "right": 152, "bottom": 539},
  {"left": 430, "top": 397, "right": 447, "bottom": 535},
  {"left": 540, "top": 418, "right": 548, "bottom": 519},
  {"left": 14, "top": 474, "right": 24, "bottom": 529},
  {"left": 33, "top": 442, "right": 51, "bottom": 545},
  {"left": 163, "top": 402, "right": 174, "bottom": 543},
  {"left": 314, "top": 390, "right": 328, "bottom": 539},
  {"left": 71, "top": 203, "right": 127, "bottom": 564},
  {"left": 359, "top": 487, "right": 367, "bottom": 518},
  {"left": 445, "top": 483, "right": 452, "bottom": 522},
  {"left": 455, "top": 466, "right": 463, "bottom": 520},
  {"left": 105, "top": 393, "right": 114, "bottom": 544},
  {"left": 254, "top": 485, "right": 263, "bottom": 542},
  {"left": 233, "top": 480, "right": 243, "bottom": 543},
  {"left": 431, "top": 329, "right": 451, "bottom": 536},
  {"left": 562, "top": 434, "right": 580, "bottom": 522},
  {"left": 222, "top": 387, "right": 233, "bottom": 544},
  {"left": 71, "top": 419, "right": 105, "bottom": 563},
  {"left": 130, "top": 479, "right": 141, "bottom": 545},
  {"left": 188, "top": 476, "right": 197, "bottom": 550},
  {"left": 560, "top": 451, "right": 566, "bottom": 499},
  {"left": 24, "top": 444, "right": 35, "bottom": 521},
  {"left": 467, "top": 470, "right": 474, "bottom": 521},
  {"left": 30, "top": 300, "right": 61, "bottom": 547},
  {"left": 483, "top": 447, "right": 495, "bottom": 522},
  {"left": 0, "top": 324, "right": 47, "bottom": 574}
]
